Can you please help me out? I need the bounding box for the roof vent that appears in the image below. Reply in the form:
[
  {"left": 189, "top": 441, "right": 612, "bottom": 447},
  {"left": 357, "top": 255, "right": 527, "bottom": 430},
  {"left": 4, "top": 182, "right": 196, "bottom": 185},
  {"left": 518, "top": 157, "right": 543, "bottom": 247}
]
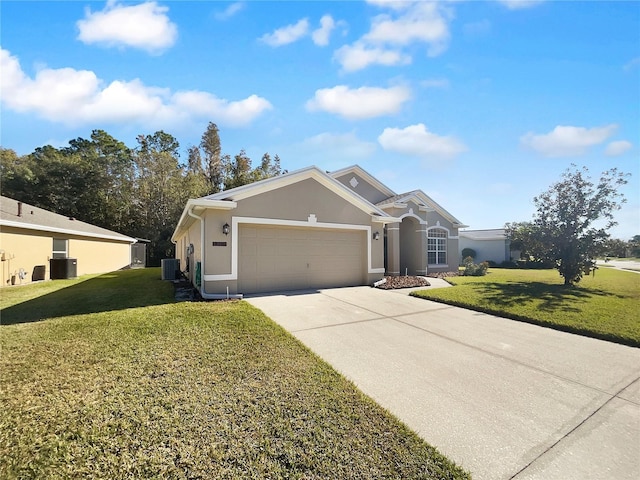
[
  {"left": 69, "top": 217, "right": 76, "bottom": 221},
  {"left": 17, "top": 201, "right": 22, "bottom": 217}
]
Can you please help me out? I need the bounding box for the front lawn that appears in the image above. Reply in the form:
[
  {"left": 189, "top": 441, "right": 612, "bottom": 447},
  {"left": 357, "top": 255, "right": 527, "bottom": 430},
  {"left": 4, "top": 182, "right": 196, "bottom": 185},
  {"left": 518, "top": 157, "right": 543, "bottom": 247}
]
[
  {"left": 1, "top": 269, "right": 469, "bottom": 479},
  {"left": 413, "top": 268, "right": 640, "bottom": 347}
]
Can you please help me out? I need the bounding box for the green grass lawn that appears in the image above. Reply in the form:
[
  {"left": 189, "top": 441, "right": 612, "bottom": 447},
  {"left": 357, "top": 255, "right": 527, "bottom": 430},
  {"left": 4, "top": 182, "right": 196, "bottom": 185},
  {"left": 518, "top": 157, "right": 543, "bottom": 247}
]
[
  {"left": 1, "top": 269, "right": 469, "bottom": 480},
  {"left": 412, "top": 268, "right": 640, "bottom": 347}
]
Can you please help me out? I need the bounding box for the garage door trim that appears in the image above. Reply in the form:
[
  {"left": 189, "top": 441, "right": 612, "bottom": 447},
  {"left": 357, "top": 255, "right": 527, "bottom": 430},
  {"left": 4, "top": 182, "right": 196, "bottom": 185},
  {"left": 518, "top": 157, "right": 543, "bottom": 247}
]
[{"left": 203, "top": 215, "right": 385, "bottom": 281}]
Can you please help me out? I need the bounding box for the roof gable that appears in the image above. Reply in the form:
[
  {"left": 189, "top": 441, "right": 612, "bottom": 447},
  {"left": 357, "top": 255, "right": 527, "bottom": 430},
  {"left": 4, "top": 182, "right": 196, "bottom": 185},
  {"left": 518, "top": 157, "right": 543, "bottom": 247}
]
[
  {"left": 330, "top": 165, "right": 396, "bottom": 204},
  {"left": 378, "top": 190, "right": 468, "bottom": 228},
  {"left": 205, "top": 166, "right": 391, "bottom": 219},
  {"left": 173, "top": 167, "right": 396, "bottom": 242}
]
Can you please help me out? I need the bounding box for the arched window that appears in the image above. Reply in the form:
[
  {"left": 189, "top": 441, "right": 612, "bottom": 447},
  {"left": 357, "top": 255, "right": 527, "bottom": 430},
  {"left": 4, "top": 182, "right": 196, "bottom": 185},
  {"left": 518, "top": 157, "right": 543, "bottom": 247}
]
[{"left": 427, "top": 228, "right": 447, "bottom": 265}]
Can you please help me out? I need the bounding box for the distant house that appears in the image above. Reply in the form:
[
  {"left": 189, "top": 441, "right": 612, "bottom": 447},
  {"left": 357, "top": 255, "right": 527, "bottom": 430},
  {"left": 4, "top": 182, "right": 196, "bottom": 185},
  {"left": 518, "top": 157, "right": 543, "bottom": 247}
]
[
  {"left": 459, "top": 228, "right": 519, "bottom": 265},
  {"left": 172, "top": 165, "right": 466, "bottom": 298},
  {"left": 0, "top": 195, "right": 137, "bottom": 286}
]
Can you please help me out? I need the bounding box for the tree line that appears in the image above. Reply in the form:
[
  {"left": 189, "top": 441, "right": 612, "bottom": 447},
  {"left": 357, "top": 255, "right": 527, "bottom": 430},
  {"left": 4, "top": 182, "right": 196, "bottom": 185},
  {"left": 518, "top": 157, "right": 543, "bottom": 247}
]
[{"left": 0, "top": 123, "right": 285, "bottom": 266}]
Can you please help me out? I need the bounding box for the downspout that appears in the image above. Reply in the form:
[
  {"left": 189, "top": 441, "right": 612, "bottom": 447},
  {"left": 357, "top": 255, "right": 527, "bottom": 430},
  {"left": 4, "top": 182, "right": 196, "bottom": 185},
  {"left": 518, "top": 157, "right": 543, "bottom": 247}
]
[{"left": 187, "top": 207, "right": 243, "bottom": 300}]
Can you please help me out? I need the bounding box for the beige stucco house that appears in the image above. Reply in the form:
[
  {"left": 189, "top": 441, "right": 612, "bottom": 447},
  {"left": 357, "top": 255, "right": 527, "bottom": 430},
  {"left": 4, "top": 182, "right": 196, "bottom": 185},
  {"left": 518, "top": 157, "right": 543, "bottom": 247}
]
[
  {"left": 0, "top": 195, "right": 136, "bottom": 286},
  {"left": 172, "top": 165, "right": 466, "bottom": 298}
]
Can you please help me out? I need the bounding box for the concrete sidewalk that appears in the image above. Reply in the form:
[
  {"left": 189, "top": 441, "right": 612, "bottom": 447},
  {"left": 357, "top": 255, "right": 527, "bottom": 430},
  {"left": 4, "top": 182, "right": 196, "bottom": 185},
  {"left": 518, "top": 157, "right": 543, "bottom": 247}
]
[{"left": 246, "top": 286, "right": 640, "bottom": 480}]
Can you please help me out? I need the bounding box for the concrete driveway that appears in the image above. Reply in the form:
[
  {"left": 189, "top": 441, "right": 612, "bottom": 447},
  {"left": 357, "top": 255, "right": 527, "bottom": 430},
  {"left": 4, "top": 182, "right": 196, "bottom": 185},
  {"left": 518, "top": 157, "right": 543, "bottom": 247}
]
[
  {"left": 597, "top": 259, "right": 640, "bottom": 273},
  {"left": 246, "top": 286, "right": 640, "bottom": 480}
]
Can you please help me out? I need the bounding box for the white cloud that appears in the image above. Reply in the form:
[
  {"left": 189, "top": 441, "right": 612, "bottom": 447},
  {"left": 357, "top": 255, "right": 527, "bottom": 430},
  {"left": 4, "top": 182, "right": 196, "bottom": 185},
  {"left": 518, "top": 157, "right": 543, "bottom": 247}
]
[
  {"left": 171, "top": 92, "right": 272, "bottom": 127},
  {"left": 260, "top": 18, "right": 309, "bottom": 47},
  {"left": 605, "top": 140, "right": 633, "bottom": 157},
  {"left": 312, "top": 15, "right": 336, "bottom": 46},
  {"left": 497, "top": 0, "right": 545, "bottom": 10},
  {"left": 335, "top": 1, "right": 451, "bottom": 72},
  {"left": 76, "top": 1, "right": 177, "bottom": 54},
  {"left": 378, "top": 123, "right": 467, "bottom": 160},
  {"left": 215, "top": 2, "right": 245, "bottom": 21},
  {"left": 365, "top": 0, "right": 414, "bottom": 11},
  {"left": 364, "top": 2, "right": 450, "bottom": 54},
  {"left": 0, "top": 48, "right": 271, "bottom": 127},
  {"left": 306, "top": 85, "right": 411, "bottom": 120},
  {"left": 334, "top": 42, "right": 411, "bottom": 72},
  {"left": 299, "top": 132, "right": 377, "bottom": 159},
  {"left": 520, "top": 124, "right": 618, "bottom": 157}
]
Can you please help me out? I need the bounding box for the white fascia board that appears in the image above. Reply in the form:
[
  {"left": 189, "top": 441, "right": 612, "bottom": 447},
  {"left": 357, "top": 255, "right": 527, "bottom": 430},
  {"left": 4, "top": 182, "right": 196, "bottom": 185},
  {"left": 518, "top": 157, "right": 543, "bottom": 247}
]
[
  {"left": 329, "top": 165, "right": 396, "bottom": 198},
  {"left": 0, "top": 220, "right": 136, "bottom": 243},
  {"left": 171, "top": 198, "right": 237, "bottom": 243}
]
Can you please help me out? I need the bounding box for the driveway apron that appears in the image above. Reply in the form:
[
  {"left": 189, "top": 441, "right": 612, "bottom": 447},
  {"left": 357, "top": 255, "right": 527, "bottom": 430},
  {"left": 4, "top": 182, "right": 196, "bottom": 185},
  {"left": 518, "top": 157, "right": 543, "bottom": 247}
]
[{"left": 246, "top": 286, "right": 640, "bottom": 480}]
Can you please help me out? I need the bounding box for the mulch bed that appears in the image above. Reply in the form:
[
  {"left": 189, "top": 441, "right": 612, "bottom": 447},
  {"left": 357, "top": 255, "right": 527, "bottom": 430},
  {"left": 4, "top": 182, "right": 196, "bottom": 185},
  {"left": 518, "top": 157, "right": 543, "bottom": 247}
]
[{"left": 375, "top": 276, "right": 431, "bottom": 289}]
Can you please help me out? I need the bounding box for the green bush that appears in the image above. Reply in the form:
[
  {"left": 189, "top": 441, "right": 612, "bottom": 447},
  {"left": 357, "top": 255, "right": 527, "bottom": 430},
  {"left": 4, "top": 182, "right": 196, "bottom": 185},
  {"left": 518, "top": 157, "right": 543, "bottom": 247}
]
[
  {"left": 461, "top": 248, "right": 476, "bottom": 259},
  {"left": 462, "top": 256, "right": 488, "bottom": 276}
]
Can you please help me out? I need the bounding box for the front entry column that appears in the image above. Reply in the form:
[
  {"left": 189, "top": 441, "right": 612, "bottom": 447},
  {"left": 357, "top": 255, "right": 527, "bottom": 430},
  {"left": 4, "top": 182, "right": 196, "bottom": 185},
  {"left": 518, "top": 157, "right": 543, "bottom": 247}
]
[
  {"left": 386, "top": 223, "right": 400, "bottom": 276},
  {"left": 417, "top": 228, "right": 428, "bottom": 276}
]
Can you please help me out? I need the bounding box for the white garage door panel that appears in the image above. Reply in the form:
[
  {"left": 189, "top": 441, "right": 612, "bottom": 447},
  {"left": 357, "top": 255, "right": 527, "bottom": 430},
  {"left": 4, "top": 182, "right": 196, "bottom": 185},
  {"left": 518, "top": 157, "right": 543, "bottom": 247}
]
[{"left": 238, "top": 225, "right": 366, "bottom": 294}]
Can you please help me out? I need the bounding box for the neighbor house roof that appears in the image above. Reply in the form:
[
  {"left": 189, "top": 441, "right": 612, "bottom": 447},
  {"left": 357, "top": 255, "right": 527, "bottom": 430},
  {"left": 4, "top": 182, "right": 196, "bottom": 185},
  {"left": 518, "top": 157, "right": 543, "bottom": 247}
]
[
  {"left": 0, "top": 196, "right": 136, "bottom": 243},
  {"left": 459, "top": 229, "right": 507, "bottom": 241}
]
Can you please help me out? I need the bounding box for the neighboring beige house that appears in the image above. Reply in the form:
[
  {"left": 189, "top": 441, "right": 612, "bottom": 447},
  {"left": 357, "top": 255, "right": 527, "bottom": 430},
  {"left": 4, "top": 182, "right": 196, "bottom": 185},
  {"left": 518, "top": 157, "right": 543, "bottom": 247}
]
[
  {"left": 459, "top": 228, "right": 518, "bottom": 265},
  {"left": 0, "top": 195, "right": 136, "bottom": 286},
  {"left": 172, "top": 165, "right": 466, "bottom": 298}
]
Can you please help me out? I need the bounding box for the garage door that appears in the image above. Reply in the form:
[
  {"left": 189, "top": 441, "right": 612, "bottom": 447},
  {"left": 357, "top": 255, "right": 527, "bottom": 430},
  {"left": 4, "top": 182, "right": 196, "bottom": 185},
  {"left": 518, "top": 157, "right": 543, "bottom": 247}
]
[{"left": 238, "top": 225, "right": 366, "bottom": 294}]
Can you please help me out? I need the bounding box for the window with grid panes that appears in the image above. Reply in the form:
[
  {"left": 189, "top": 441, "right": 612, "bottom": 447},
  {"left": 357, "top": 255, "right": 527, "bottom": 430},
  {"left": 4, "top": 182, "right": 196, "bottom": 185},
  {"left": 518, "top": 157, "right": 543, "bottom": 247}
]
[{"left": 427, "top": 228, "right": 447, "bottom": 265}]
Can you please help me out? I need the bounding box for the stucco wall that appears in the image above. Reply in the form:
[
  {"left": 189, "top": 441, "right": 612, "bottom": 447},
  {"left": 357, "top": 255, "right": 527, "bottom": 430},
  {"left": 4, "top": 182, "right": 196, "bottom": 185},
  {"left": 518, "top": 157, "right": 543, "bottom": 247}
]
[
  {"left": 179, "top": 178, "right": 385, "bottom": 295},
  {"left": 459, "top": 238, "right": 509, "bottom": 264},
  {"left": 69, "top": 237, "right": 132, "bottom": 275},
  {"left": 0, "top": 227, "right": 131, "bottom": 286},
  {"left": 382, "top": 201, "right": 460, "bottom": 274}
]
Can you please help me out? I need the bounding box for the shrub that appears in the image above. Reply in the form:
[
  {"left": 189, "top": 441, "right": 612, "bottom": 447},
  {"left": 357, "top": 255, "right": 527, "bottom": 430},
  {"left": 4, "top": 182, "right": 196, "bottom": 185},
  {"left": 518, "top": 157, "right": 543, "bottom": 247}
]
[
  {"left": 462, "top": 256, "right": 489, "bottom": 276},
  {"left": 461, "top": 248, "right": 476, "bottom": 259}
]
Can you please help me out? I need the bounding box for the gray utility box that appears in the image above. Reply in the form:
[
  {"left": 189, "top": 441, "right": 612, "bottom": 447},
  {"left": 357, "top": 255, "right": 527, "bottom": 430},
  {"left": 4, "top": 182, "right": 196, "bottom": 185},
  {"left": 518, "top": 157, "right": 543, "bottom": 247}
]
[
  {"left": 161, "top": 258, "right": 180, "bottom": 280},
  {"left": 50, "top": 258, "right": 77, "bottom": 279}
]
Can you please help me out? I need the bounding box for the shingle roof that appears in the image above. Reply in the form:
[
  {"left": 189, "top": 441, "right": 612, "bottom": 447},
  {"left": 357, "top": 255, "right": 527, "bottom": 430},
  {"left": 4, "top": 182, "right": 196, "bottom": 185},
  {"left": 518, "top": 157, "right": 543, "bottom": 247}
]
[
  {"left": 375, "top": 191, "right": 421, "bottom": 206},
  {"left": 0, "top": 196, "right": 135, "bottom": 243}
]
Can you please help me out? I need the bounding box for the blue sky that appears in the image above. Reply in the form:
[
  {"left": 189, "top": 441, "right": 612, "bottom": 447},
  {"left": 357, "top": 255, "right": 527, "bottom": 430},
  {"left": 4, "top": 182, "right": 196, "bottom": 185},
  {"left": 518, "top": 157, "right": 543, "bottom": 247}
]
[{"left": 1, "top": 0, "right": 638, "bottom": 239}]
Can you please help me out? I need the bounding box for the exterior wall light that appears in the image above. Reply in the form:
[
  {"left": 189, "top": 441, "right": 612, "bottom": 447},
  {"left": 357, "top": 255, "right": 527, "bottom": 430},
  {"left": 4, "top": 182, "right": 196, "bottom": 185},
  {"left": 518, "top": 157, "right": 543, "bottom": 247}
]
[
  {"left": 373, "top": 231, "right": 380, "bottom": 241},
  {"left": 222, "top": 223, "right": 230, "bottom": 235}
]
